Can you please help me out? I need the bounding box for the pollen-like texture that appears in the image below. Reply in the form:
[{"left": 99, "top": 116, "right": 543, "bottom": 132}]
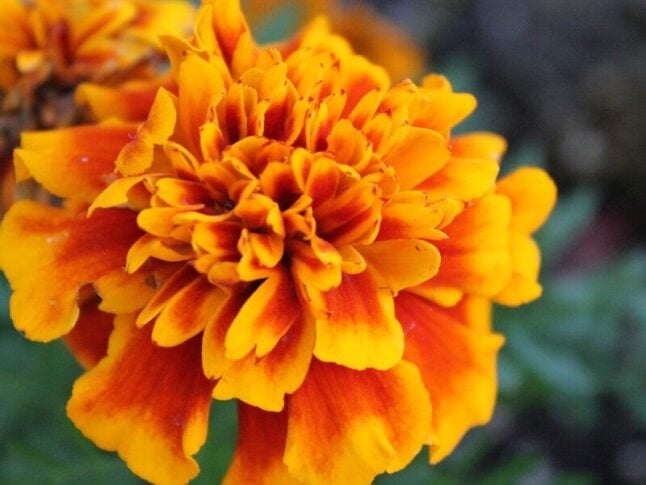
[{"left": 0, "top": 1, "right": 557, "bottom": 484}]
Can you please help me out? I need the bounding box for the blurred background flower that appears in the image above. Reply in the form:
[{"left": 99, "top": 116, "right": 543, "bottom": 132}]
[{"left": 0, "top": 0, "right": 644, "bottom": 484}]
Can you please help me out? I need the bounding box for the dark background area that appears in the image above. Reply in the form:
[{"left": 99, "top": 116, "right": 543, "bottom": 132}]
[{"left": 1, "top": 1, "right": 645, "bottom": 483}]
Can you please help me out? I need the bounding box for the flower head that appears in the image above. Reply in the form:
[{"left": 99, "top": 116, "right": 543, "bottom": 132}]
[
  {"left": 0, "top": 0, "right": 194, "bottom": 212},
  {"left": 0, "top": 0, "right": 194, "bottom": 89},
  {"left": 0, "top": 1, "right": 556, "bottom": 484}
]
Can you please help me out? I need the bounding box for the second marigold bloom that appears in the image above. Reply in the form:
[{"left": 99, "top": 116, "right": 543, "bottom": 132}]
[
  {"left": 0, "top": 0, "right": 557, "bottom": 483},
  {"left": 0, "top": 0, "right": 195, "bottom": 212}
]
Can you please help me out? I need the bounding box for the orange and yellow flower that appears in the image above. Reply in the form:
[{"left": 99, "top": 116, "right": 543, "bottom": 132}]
[
  {"left": 0, "top": 0, "right": 195, "bottom": 212},
  {"left": 0, "top": 1, "right": 556, "bottom": 483},
  {"left": 0, "top": 0, "right": 194, "bottom": 89}
]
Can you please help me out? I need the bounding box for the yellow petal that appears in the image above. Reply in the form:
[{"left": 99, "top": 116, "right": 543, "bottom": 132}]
[
  {"left": 284, "top": 360, "right": 431, "bottom": 484},
  {"left": 0, "top": 202, "right": 140, "bottom": 341},
  {"left": 397, "top": 292, "right": 504, "bottom": 463},
  {"left": 358, "top": 239, "right": 440, "bottom": 294},
  {"left": 225, "top": 267, "right": 301, "bottom": 359},
  {"left": 496, "top": 167, "right": 557, "bottom": 234},
  {"left": 67, "top": 317, "right": 213, "bottom": 485},
  {"left": 310, "top": 267, "right": 404, "bottom": 370}
]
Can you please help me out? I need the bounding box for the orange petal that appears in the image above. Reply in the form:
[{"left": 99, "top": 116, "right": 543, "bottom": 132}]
[
  {"left": 396, "top": 292, "right": 504, "bottom": 463},
  {"left": 152, "top": 276, "right": 226, "bottom": 347},
  {"left": 126, "top": 234, "right": 194, "bottom": 273},
  {"left": 284, "top": 359, "right": 431, "bottom": 484},
  {"left": 136, "top": 265, "right": 198, "bottom": 327},
  {"left": 358, "top": 239, "right": 440, "bottom": 294},
  {"left": 289, "top": 240, "right": 342, "bottom": 291},
  {"left": 137, "top": 206, "right": 201, "bottom": 237},
  {"left": 15, "top": 124, "right": 137, "bottom": 203},
  {"left": 496, "top": 167, "right": 557, "bottom": 234},
  {"left": 76, "top": 79, "right": 166, "bottom": 122},
  {"left": 431, "top": 193, "right": 512, "bottom": 297},
  {"left": 417, "top": 75, "right": 477, "bottom": 131},
  {"left": 223, "top": 404, "right": 296, "bottom": 485},
  {"left": 192, "top": 220, "right": 241, "bottom": 259},
  {"left": 202, "top": 289, "right": 247, "bottom": 379},
  {"left": 155, "top": 177, "right": 214, "bottom": 207},
  {"left": 89, "top": 175, "right": 152, "bottom": 214},
  {"left": 382, "top": 126, "right": 450, "bottom": 190},
  {"left": 0, "top": 202, "right": 141, "bottom": 341},
  {"left": 64, "top": 299, "right": 114, "bottom": 369},
  {"left": 450, "top": 132, "right": 507, "bottom": 161},
  {"left": 178, "top": 52, "right": 226, "bottom": 154},
  {"left": 225, "top": 267, "right": 301, "bottom": 359},
  {"left": 406, "top": 284, "right": 463, "bottom": 308},
  {"left": 214, "top": 315, "right": 315, "bottom": 412},
  {"left": 310, "top": 268, "right": 404, "bottom": 370},
  {"left": 204, "top": 0, "right": 252, "bottom": 67},
  {"left": 444, "top": 295, "right": 493, "bottom": 334},
  {"left": 494, "top": 231, "right": 543, "bottom": 306},
  {"left": 378, "top": 198, "right": 449, "bottom": 241},
  {"left": 94, "top": 267, "right": 157, "bottom": 314},
  {"left": 116, "top": 88, "right": 177, "bottom": 176},
  {"left": 67, "top": 317, "right": 214, "bottom": 485},
  {"left": 418, "top": 157, "right": 499, "bottom": 202}
]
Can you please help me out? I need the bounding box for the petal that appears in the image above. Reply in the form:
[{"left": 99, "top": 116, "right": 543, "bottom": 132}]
[
  {"left": 178, "top": 53, "right": 226, "bottom": 154},
  {"left": 192, "top": 220, "right": 241, "bottom": 259},
  {"left": 94, "top": 267, "right": 157, "bottom": 314},
  {"left": 418, "top": 75, "right": 477, "bottom": 133},
  {"left": 223, "top": 404, "right": 296, "bottom": 485},
  {"left": 64, "top": 299, "right": 114, "bottom": 369},
  {"left": 204, "top": 0, "right": 252, "bottom": 66},
  {"left": 214, "top": 315, "right": 315, "bottom": 412},
  {"left": 358, "top": 239, "right": 440, "bottom": 294},
  {"left": 284, "top": 360, "right": 431, "bottom": 484},
  {"left": 0, "top": 202, "right": 141, "bottom": 341},
  {"left": 494, "top": 231, "right": 543, "bottom": 306},
  {"left": 67, "top": 317, "right": 214, "bottom": 485},
  {"left": 15, "top": 124, "right": 137, "bottom": 203},
  {"left": 309, "top": 268, "right": 404, "bottom": 370},
  {"left": 155, "top": 178, "right": 214, "bottom": 207},
  {"left": 396, "top": 292, "right": 504, "bottom": 463},
  {"left": 76, "top": 78, "right": 166, "bottom": 122},
  {"left": 136, "top": 265, "right": 198, "bottom": 327},
  {"left": 89, "top": 175, "right": 152, "bottom": 215},
  {"left": 377, "top": 198, "right": 451, "bottom": 241},
  {"left": 444, "top": 295, "right": 493, "bottom": 334},
  {"left": 225, "top": 266, "right": 301, "bottom": 359},
  {"left": 496, "top": 167, "right": 557, "bottom": 234},
  {"left": 153, "top": 277, "right": 227, "bottom": 347},
  {"left": 289, "top": 240, "right": 342, "bottom": 291},
  {"left": 450, "top": 132, "right": 507, "bottom": 161},
  {"left": 430, "top": 193, "right": 512, "bottom": 297},
  {"left": 382, "top": 126, "right": 450, "bottom": 190},
  {"left": 418, "top": 157, "right": 499, "bottom": 202},
  {"left": 116, "top": 88, "right": 177, "bottom": 176},
  {"left": 202, "top": 290, "right": 247, "bottom": 379}
]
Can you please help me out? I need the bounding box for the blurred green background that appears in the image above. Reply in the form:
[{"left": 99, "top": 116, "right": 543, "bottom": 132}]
[{"left": 1, "top": 0, "right": 645, "bottom": 483}]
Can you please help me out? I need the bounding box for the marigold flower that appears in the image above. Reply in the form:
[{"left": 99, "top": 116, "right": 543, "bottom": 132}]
[
  {"left": 0, "top": 0, "right": 195, "bottom": 212},
  {"left": 0, "top": 1, "right": 557, "bottom": 483}
]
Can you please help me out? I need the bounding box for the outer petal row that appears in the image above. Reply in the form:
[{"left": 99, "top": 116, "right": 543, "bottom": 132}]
[
  {"left": 67, "top": 316, "right": 214, "bottom": 485},
  {"left": 0, "top": 201, "right": 141, "bottom": 341}
]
